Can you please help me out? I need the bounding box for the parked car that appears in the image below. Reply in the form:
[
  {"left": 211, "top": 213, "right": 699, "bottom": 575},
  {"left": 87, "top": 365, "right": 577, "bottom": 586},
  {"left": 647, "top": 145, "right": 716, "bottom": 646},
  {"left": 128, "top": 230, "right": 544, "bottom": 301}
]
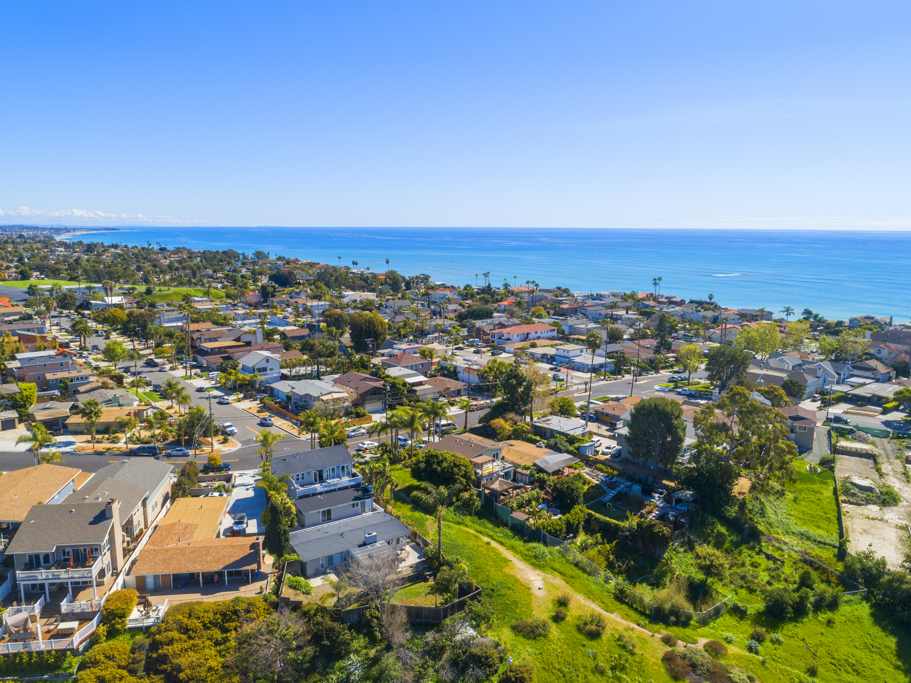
[
  {"left": 357, "top": 440, "right": 378, "bottom": 451},
  {"left": 196, "top": 386, "right": 207, "bottom": 392},
  {"left": 220, "top": 422, "right": 238, "bottom": 435},
  {"left": 130, "top": 445, "right": 161, "bottom": 457},
  {"left": 347, "top": 427, "right": 368, "bottom": 438},
  {"left": 254, "top": 393, "right": 268, "bottom": 400},
  {"left": 232, "top": 513, "right": 248, "bottom": 533},
  {"left": 165, "top": 448, "right": 192, "bottom": 457},
  {"left": 396, "top": 435, "right": 411, "bottom": 447},
  {"left": 259, "top": 416, "right": 274, "bottom": 427},
  {"left": 206, "top": 492, "right": 227, "bottom": 497},
  {"left": 143, "top": 358, "right": 159, "bottom": 367},
  {"left": 832, "top": 415, "right": 851, "bottom": 424},
  {"left": 203, "top": 462, "right": 231, "bottom": 473},
  {"left": 472, "top": 348, "right": 482, "bottom": 354},
  {"left": 217, "top": 396, "right": 232, "bottom": 405}
]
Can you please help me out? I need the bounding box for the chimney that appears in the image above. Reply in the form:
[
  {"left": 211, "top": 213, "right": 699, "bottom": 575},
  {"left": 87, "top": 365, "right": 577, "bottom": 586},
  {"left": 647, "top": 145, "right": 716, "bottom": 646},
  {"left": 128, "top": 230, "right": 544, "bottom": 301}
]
[
  {"left": 364, "top": 531, "right": 377, "bottom": 545},
  {"left": 104, "top": 499, "right": 119, "bottom": 519}
]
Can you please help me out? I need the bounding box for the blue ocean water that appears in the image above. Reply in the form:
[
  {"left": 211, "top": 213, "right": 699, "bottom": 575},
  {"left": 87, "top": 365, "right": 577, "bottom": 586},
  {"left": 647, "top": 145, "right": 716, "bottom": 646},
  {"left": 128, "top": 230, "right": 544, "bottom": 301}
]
[{"left": 63, "top": 227, "right": 911, "bottom": 322}]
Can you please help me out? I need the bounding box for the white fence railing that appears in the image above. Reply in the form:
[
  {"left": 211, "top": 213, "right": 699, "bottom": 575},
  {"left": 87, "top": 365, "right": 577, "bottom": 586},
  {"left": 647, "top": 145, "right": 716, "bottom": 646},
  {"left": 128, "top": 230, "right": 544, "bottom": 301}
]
[
  {"left": 60, "top": 598, "right": 102, "bottom": 614},
  {"left": 5, "top": 595, "right": 46, "bottom": 617}
]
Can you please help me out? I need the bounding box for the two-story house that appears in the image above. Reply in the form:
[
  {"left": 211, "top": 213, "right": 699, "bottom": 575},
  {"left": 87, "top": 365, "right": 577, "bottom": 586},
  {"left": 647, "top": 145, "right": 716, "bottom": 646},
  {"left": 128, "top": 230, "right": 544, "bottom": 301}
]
[
  {"left": 436, "top": 434, "right": 512, "bottom": 483},
  {"left": 489, "top": 323, "right": 557, "bottom": 346},
  {"left": 271, "top": 445, "right": 361, "bottom": 499},
  {"left": 237, "top": 350, "right": 282, "bottom": 387},
  {"left": 331, "top": 372, "right": 386, "bottom": 412},
  {"left": 7, "top": 350, "right": 75, "bottom": 391},
  {"left": 293, "top": 485, "right": 374, "bottom": 528},
  {"left": 778, "top": 406, "right": 818, "bottom": 451},
  {"left": 0, "top": 464, "right": 83, "bottom": 542},
  {"left": 379, "top": 353, "right": 432, "bottom": 374},
  {"left": 7, "top": 500, "right": 124, "bottom": 604}
]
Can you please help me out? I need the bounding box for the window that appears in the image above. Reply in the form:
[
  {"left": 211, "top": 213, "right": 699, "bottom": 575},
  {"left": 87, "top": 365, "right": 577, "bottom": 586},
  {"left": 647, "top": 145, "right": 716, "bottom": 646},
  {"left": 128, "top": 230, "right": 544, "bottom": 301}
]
[
  {"left": 321, "top": 509, "right": 332, "bottom": 523},
  {"left": 796, "top": 425, "right": 808, "bottom": 432},
  {"left": 352, "top": 502, "right": 359, "bottom": 509},
  {"left": 41, "top": 553, "right": 51, "bottom": 565}
]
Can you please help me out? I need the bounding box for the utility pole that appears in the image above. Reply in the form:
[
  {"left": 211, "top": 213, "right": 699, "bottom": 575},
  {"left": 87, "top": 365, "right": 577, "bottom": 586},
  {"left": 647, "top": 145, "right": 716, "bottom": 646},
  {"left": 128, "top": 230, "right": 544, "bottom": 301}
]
[{"left": 207, "top": 392, "right": 214, "bottom": 457}]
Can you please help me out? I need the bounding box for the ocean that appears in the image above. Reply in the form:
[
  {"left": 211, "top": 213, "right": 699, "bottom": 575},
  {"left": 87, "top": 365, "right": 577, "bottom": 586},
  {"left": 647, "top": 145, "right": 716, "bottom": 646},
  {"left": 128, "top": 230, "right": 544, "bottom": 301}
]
[{"left": 61, "top": 227, "right": 911, "bottom": 322}]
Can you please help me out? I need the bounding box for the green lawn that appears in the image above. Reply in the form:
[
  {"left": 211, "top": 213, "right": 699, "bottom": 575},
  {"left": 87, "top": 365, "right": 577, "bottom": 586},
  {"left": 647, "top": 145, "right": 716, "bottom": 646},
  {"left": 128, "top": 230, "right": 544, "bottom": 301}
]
[
  {"left": 128, "top": 388, "right": 164, "bottom": 402},
  {"left": 0, "top": 279, "right": 83, "bottom": 288},
  {"left": 393, "top": 581, "right": 439, "bottom": 606},
  {"left": 137, "top": 286, "right": 226, "bottom": 303}
]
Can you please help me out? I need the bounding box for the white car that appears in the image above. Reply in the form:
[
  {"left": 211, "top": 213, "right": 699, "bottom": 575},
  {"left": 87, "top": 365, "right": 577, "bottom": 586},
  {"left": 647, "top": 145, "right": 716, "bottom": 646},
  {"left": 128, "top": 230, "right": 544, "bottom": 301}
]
[
  {"left": 220, "top": 422, "right": 237, "bottom": 436},
  {"left": 357, "top": 441, "right": 378, "bottom": 452},
  {"left": 396, "top": 435, "right": 411, "bottom": 447},
  {"left": 347, "top": 427, "right": 368, "bottom": 438}
]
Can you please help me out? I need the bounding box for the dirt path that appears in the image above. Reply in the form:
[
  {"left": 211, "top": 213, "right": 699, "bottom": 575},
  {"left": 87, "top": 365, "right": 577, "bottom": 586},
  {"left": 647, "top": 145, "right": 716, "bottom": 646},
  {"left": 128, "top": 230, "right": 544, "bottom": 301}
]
[
  {"left": 460, "top": 527, "right": 712, "bottom": 647},
  {"left": 842, "top": 438, "right": 911, "bottom": 569}
]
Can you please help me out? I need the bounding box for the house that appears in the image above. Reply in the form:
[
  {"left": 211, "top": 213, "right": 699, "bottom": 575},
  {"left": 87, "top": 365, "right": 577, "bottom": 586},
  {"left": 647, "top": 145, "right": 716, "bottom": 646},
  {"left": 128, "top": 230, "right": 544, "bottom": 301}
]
[
  {"left": 65, "top": 406, "right": 151, "bottom": 434},
  {"left": 73, "top": 388, "right": 141, "bottom": 408},
  {"left": 380, "top": 353, "right": 432, "bottom": 374},
  {"left": 554, "top": 344, "right": 587, "bottom": 363},
  {"left": 532, "top": 415, "right": 590, "bottom": 440},
  {"left": 293, "top": 485, "right": 375, "bottom": 528},
  {"left": 270, "top": 445, "right": 361, "bottom": 499},
  {"left": 270, "top": 379, "right": 351, "bottom": 412},
  {"left": 779, "top": 406, "right": 818, "bottom": 452},
  {"left": 7, "top": 350, "right": 75, "bottom": 390},
  {"left": 331, "top": 372, "right": 386, "bottom": 412},
  {"left": 533, "top": 453, "right": 580, "bottom": 475},
  {"left": 489, "top": 323, "right": 557, "bottom": 346},
  {"left": 592, "top": 401, "right": 633, "bottom": 429},
  {"left": 870, "top": 342, "right": 907, "bottom": 364},
  {"left": 0, "top": 464, "right": 84, "bottom": 537},
  {"left": 63, "top": 459, "right": 173, "bottom": 543},
  {"left": 435, "top": 434, "right": 512, "bottom": 483},
  {"left": 419, "top": 376, "right": 469, "bottom": 399},
  {"left": 127, "top": 497, "right": 264, "bottom": 593},
  {"left": 7, "top": 499, "right": 124, "bottom": 604},
  {"left": 288, "top": 510, "right": 411, "bottom": 578},
  {"left": 852, "top": 359, "right": 895, "bottom": 383},
  {"left": 849, "top": 315, "right": 892, "bottom": 329},
  {"left": 237, "top": 350, "right": 282, "bottom": 386}
]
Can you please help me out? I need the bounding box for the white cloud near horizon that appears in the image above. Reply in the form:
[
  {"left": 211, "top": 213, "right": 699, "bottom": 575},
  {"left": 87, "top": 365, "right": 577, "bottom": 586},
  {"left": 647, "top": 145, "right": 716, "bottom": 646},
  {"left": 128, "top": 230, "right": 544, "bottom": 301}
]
[{"left": 0, "top": 206, "right": 203, "bottom": 225}]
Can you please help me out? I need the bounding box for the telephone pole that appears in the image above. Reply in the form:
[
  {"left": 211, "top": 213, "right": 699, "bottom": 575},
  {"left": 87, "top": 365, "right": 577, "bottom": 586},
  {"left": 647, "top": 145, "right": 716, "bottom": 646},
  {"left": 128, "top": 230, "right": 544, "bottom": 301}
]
[{"left": 207, "top": 392, "right": 214, "bottom": 456}]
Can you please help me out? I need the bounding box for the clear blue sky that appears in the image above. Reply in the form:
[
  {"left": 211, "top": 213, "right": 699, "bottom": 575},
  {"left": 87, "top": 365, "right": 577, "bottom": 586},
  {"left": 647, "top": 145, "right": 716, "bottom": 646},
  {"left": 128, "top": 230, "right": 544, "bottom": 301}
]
[{"left": 1, "top": 1, "right": 909, "bottom": 229}]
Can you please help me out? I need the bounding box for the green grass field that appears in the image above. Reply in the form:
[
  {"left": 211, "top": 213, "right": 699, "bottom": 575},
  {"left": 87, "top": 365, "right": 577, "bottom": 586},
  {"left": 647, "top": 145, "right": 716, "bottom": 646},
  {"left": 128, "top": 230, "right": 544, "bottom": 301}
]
[
  {"left": 0, "top": 279, "right": 83, "bottom": 288},
  {"left": 138, "top": 286, "right": 226, "bottom": 303}
]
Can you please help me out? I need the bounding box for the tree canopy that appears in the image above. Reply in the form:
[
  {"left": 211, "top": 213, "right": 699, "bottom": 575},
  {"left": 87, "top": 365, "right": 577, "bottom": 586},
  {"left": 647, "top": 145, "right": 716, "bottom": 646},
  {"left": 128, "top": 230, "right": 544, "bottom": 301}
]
[
  {"left": 348, "top": 311, "right": 388, "bottom": 353},
  {"left": 625, "top": 397, "right": 686, "bottom": 468},
  {"left": 705, "top": 345, "right": 751, "bottom": 389},
  {"left": 411, "top": 448, "right": 475, "bottom": 492}
]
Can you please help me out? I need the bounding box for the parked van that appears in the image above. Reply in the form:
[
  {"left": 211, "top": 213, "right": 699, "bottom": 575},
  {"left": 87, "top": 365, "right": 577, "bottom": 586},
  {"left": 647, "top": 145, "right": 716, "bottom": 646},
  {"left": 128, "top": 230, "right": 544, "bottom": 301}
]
[{"left": 130, "top": 445, "right": 161, "bottom": 457}]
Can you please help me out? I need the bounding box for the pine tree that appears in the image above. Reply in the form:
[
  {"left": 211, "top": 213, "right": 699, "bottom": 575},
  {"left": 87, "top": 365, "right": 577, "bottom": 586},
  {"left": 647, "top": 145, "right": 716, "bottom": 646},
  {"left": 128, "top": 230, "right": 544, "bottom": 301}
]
[{"left": 263, "top": 499, "right": 290, "bottom": 558}]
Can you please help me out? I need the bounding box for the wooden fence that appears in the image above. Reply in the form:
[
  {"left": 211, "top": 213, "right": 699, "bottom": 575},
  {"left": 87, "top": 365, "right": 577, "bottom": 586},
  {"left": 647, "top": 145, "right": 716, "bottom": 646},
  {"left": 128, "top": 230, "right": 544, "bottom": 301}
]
[{"left": 337, "top": 583, "right": 482, "bottom": 625}]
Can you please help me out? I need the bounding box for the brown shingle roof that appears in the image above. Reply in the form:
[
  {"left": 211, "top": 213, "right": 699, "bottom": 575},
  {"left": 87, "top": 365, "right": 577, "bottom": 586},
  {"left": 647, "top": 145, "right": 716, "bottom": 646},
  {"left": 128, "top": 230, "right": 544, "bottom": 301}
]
[
  {"left": 0, "top": 464, "right": 81, "bottom": 523},
  {"left": 130, "top": 536, "right": 261, "bottom": 576},
  {"left": 437, "top": 434, "right": 499, "bottom": 460}
]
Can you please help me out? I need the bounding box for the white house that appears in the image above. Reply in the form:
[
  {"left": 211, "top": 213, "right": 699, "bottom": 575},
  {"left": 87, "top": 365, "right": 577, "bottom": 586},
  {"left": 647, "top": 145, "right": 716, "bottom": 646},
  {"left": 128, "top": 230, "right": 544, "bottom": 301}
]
[
  {"left": 489, "top": 323, "right": 557, "bottom": 346},
  {"left": 238, "top": 350, "right": 282, "bottom": 386}
]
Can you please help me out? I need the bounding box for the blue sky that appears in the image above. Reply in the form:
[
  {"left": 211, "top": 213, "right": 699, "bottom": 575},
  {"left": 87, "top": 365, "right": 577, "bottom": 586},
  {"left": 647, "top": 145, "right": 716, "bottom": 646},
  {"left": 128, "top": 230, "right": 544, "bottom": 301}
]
[{"left": 1, "top": 1, "right": 909, "bottom": 229}]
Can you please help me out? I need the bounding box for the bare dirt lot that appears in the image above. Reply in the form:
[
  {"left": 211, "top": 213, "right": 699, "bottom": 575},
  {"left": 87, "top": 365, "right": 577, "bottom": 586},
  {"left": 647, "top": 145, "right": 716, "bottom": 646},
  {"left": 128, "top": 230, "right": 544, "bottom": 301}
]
[{"left": 840, "top": 438, "right": 911, "bottom": 569}]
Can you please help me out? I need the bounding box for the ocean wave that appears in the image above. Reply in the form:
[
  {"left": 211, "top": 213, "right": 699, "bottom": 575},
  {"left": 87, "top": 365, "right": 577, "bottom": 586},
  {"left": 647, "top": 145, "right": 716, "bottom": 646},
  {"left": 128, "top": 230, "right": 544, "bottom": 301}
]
[{"left": 712, "top": 273, "right": 742, "bottom": 277}]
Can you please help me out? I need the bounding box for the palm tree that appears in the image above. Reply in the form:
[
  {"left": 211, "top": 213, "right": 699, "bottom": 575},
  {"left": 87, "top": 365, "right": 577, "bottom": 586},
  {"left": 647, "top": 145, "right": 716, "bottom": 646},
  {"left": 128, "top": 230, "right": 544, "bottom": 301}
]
[
  {"left": 781, "top": 306, "right": 794, "bottom": 321},
  {"left": 419, "top": 399, "right": 448, "bottom": 442},
  {"left": 161, "top": 378, "right": 181, "bottom": 407},
  {"left": 367, "top": 417, "right": 392, "bottom": 448},
  {"left": 411, "top": 483, "right": 457, "bottom": 562},
  {"left": 70, "top": 318, "right": 91, "bottom": 349},
  {"left": 456, "top": 398, "right": 472, "bottom": 430},
  {"left": 16, "top": 423, "right": 54, "bottom": 468},
  {"left": 298, "top": 410, "right": 323, "bottom": 449},
  {"left": 255, "top": 428, "right": 285, "bottom": 467},
  {"left": 401, "top": 408, "right": 427, "bottom": 459},
  {"left": 116, "top": 415, "right": 139, "bottom": 449},
  {"left": 78, "top": 399, "right": 104, "bottom": 449},
  {"left": 125, "top": 349, "right": 144, "bottom": 378},
  {"left": 320, "top": 420, "right": 347, "bottom": 447},
  {"left": 583, "top": 331, "right": 603, "bottom": 426},
  {"left": 174, "top": 388, "right": 191, "bottom": 415}
]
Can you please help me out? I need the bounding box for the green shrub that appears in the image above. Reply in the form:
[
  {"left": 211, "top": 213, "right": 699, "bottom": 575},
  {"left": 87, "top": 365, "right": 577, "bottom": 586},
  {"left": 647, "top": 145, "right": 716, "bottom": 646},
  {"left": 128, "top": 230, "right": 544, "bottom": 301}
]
[
  {"left": 552, "top": 608, "right": 568, "bottom": 622},
  {"left": 577, "top": 612, "right": 607, "bottom": 638},
  {"left": 678, "top": 648, "right": 712, "bottom": 677},
  {"left": 467, "top": 639, "right": 503, "bottom": 677},
  {"left": 723, "top": 633, "right": 735, "bottom": 644},
  {"left": 80, "top": 640, "right": 132, "bottom": 671},
  {"left": 556, "top": 592, "right": 572, "bottom": 608},
  {"left": 662, "top": 650, "right": 692, "bottom": 680},
  {"left": 285, "top": 576, "right": 312, "bottom": 594},
  {"left": 751, "top": 626, "right": 767, "bottom": 643},
  {"left": 703, "top": 640, "right": 727, "bottom": 659},
  {"left": 770, "top": 633, "right": 784, "bottom": 645},
  {"left": 764, "top": 586, "right": 796, "bottom": 620},
  {"left": 499, "top": 662, "right": 535, "bottom": 683},
  {"left": 90, "top": 623, "right": 108, "bottom": 646},
  {"left": 512, "top": 618, "right": 550, "bottom": 639},
  {"left": 615, "top": 633, "right": 637, "bottom": 652},
  {"left": 661, "top": 632, "right": 678, "bottom": 646},
  {"left": 880, "top": 484, "right": 901, "bottom": 507},
  {"left": 746, "top": 639, "right": 762, "bottom": 655},
  {"left": 101, "top": 589, "right": 138, "bottom": 633},
  {"left": 808, "top": 660, "right": 819, "bottom": 677}
]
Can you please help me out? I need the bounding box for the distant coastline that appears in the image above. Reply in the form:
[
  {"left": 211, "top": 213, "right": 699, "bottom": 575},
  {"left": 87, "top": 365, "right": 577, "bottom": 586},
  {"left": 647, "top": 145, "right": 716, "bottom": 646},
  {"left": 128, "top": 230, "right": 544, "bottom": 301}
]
[
  {"left": 0, "top": 225, "right": 120, "bottom": 240},
  {"left": 44, "top": 226, "right": 911, "bottom": 321}
]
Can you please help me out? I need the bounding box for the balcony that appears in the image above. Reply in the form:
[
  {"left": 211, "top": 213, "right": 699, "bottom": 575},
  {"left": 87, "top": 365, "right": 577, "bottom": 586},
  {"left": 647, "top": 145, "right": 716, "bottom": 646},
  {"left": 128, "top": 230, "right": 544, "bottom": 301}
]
[
  {"left": 290, "top": 472, "right": 362, "bottom": 499},
  {"left": 17, "top": 556, "right": 102, "bottom": 583}
]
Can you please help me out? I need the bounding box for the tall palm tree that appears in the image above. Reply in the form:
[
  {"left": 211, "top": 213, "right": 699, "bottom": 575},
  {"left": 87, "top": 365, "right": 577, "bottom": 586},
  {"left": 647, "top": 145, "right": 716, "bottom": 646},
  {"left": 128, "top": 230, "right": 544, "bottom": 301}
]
[
  {"left": 161, "top": 378, "right": 181, "bottom": 407},
  {"left": 401, "top": 408, "right": 427, "bottom": 459},
  {"left": 298, "top": 409, "right": 323, "bottom": 449},
  {"left": 419, "top": 399, "right": 448, "bottom": 442},
  {"left": 255, "top": 428, "right": 285, "bottom": 467},
  {"left": 70, "top": 318, "right": 91, "bottom": 349},
  {"left": 116, "top": 415, "right": 139, "bottom": 449},
  {"left": 583, "top": 331, "right": 604, "bottom": 426},
  {"left": 174, "top": 388, "right": 191, "bottom": 415},
  {"left": 367, "top": 417, "right": 391, "bottom": 448},
  {"left": 456, "top": 398, "right": 472, "bottom": 430},
  {"left": 16, "top": 423, "right": 54, "bottom": 468},
  {"left": 78, "top": 399, "right": 104, "bottom": 449},
  {"left": 411, "top": 483, "right": 457, "bottom": 562},
  {"left": 125, "top": 348, "right": 144, "bottom": 378},
  {"left": 780, "top": 306, "right": 794, "bottom": 321}
]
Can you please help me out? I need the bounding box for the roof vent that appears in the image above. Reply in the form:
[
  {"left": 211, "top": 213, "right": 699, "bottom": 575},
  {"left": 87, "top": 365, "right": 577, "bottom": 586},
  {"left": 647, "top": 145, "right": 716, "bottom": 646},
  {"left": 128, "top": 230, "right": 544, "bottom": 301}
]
[
  {"left": 70, "top": 509, "right": 75, "bottom": 513},
  {"left": 364, "top": 531, "right": 377, "bottom": 545}
]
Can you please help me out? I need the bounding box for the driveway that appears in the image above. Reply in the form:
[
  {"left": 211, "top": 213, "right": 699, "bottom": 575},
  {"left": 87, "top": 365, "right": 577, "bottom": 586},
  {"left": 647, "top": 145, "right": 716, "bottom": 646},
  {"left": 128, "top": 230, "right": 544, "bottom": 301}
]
[
  {"left": 804, "top": 426, "right": 830, "bottom": 464},
  {"left": 226, "top": 470, "right": 267, "bottom": 535}
]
